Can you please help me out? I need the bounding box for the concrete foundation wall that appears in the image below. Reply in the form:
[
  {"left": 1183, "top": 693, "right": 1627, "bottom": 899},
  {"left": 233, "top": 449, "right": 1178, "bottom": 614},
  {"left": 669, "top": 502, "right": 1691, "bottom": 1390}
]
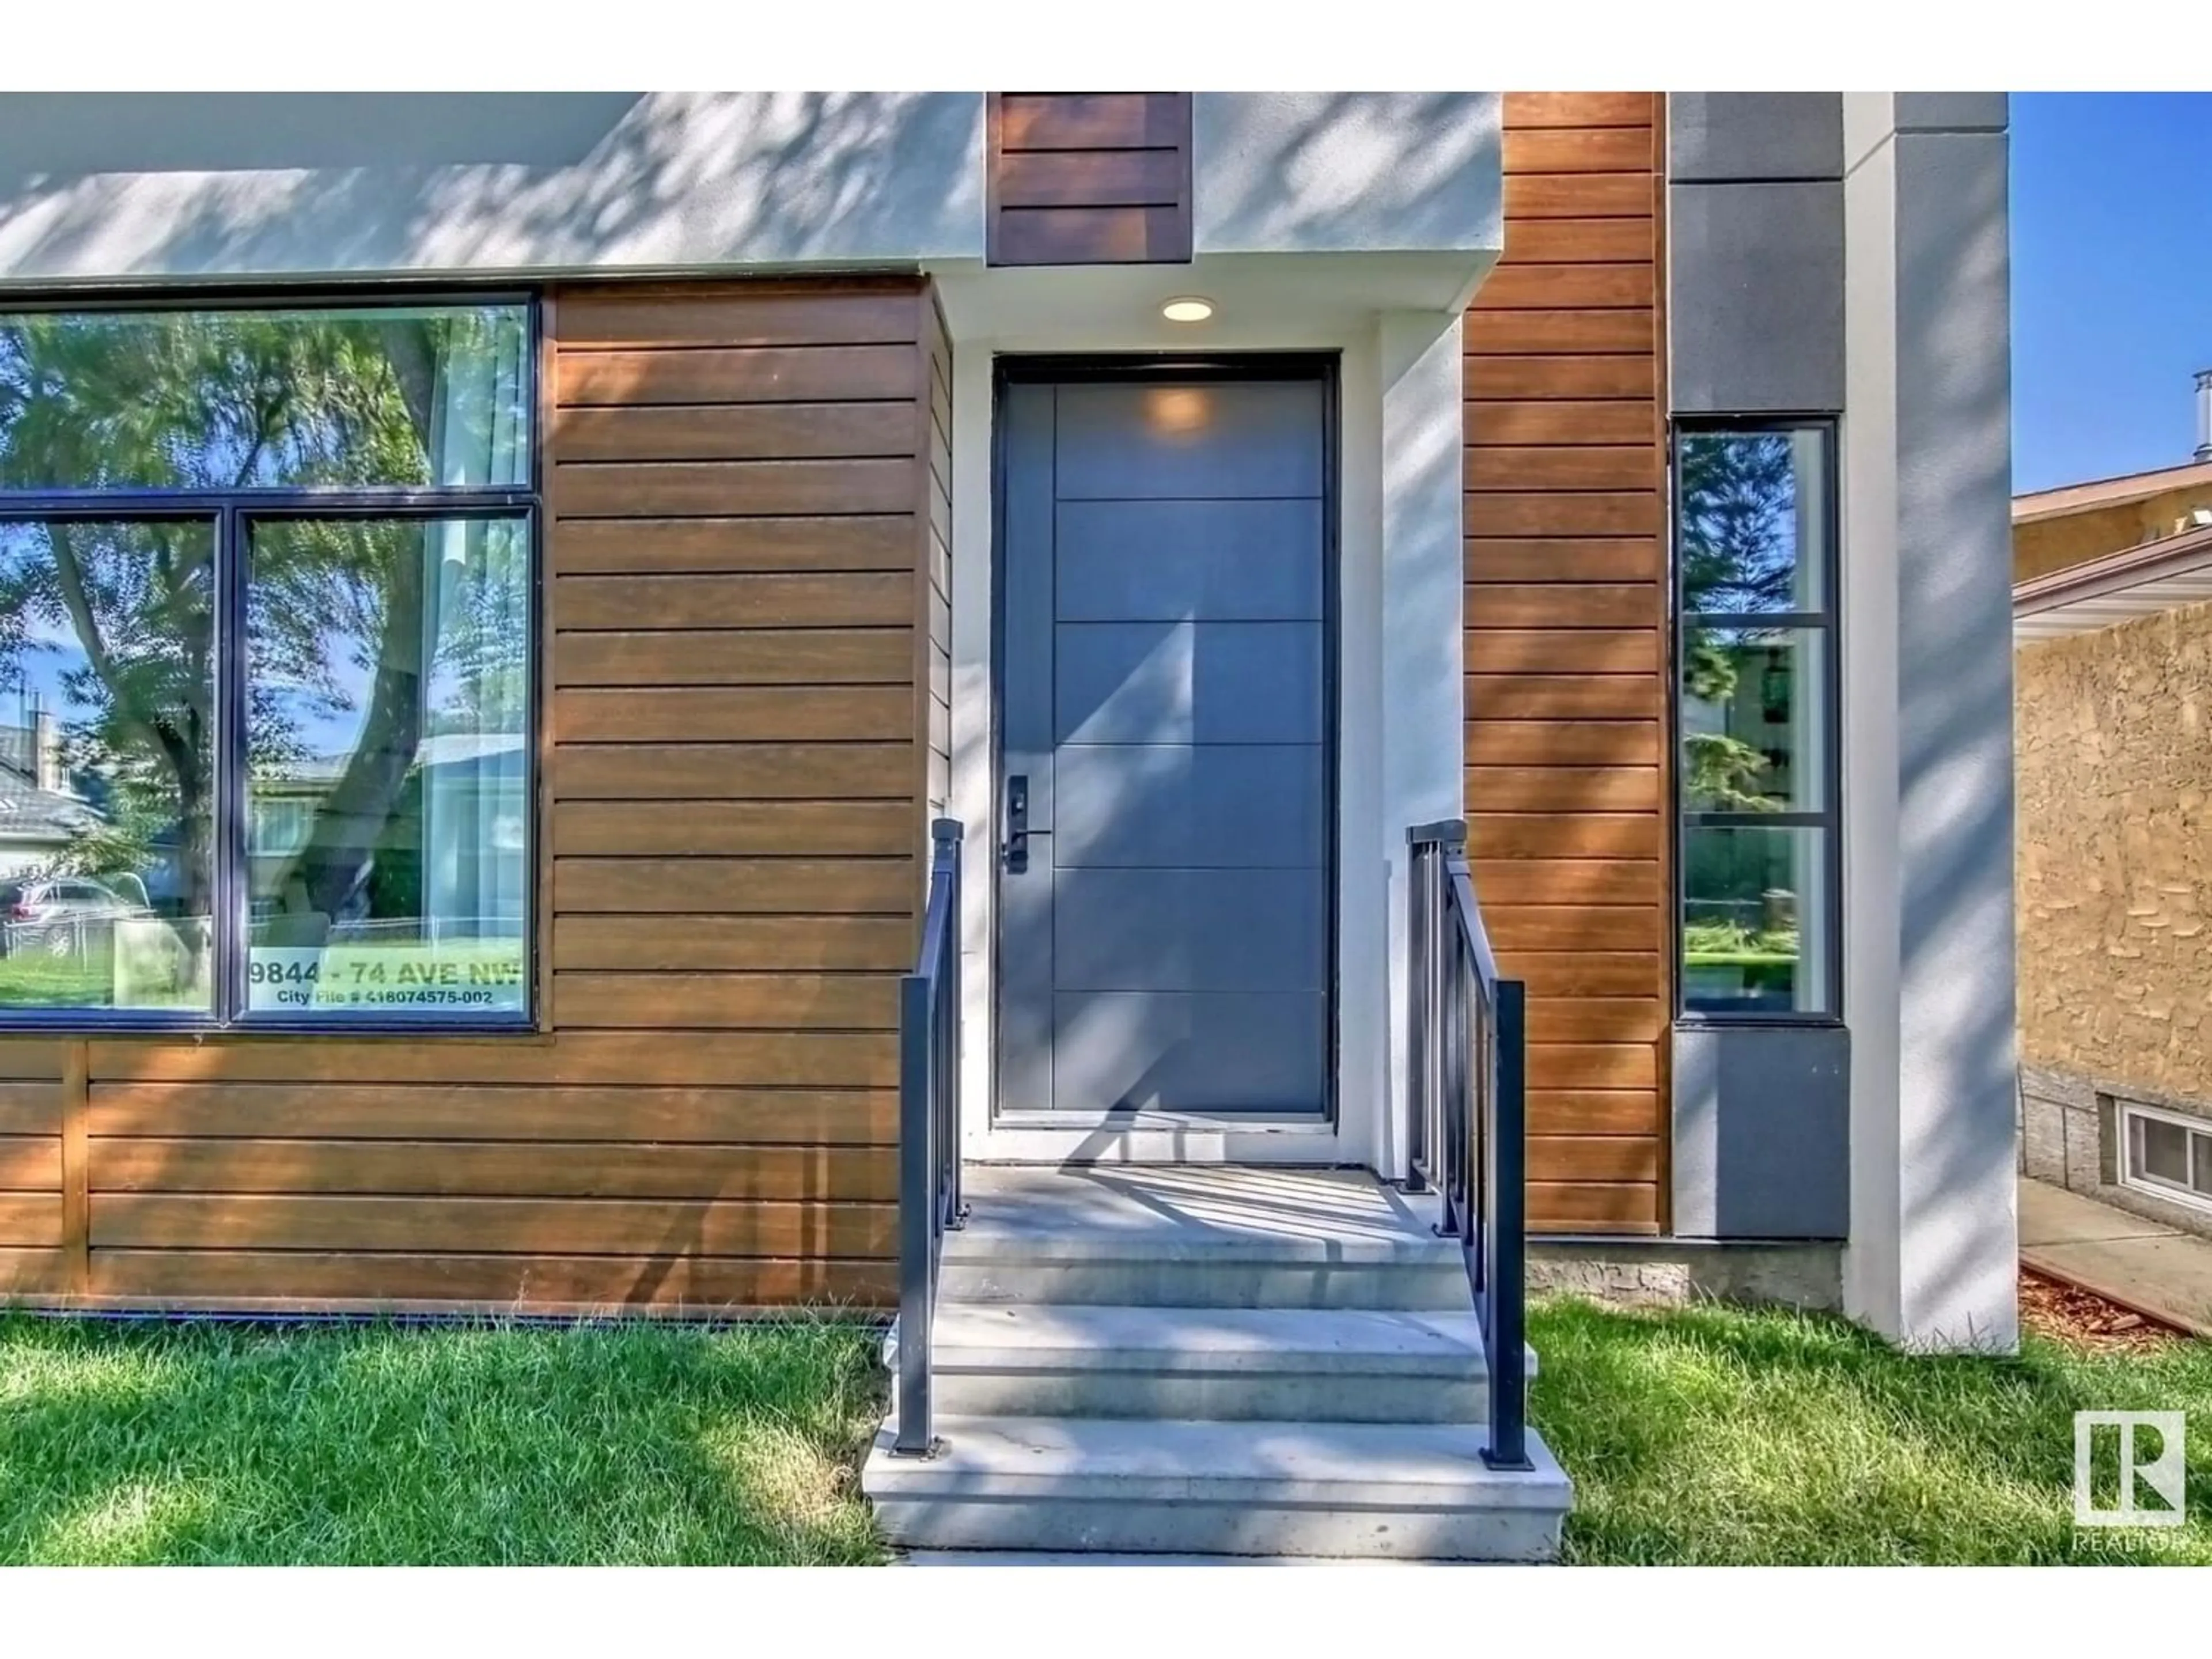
[{"left": 1529, "top": 1240, "right": 1843, "bottom": 1312}]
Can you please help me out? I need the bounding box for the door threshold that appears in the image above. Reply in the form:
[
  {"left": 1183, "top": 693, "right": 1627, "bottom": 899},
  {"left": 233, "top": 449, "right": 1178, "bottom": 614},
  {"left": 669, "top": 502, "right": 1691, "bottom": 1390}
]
[
  {"left": 989, "top": 1109, "right": 1336, "bottom": 1135},
  {"left": 969, "top": 1112, "right": 1357, "bottom": 1166}
]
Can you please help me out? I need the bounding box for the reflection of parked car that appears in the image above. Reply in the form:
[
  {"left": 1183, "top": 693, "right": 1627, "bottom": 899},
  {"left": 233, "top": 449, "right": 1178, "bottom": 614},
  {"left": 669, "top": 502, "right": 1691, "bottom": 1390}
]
[{"left": 0, "top": 876, "right": 154, "bottom": 957}]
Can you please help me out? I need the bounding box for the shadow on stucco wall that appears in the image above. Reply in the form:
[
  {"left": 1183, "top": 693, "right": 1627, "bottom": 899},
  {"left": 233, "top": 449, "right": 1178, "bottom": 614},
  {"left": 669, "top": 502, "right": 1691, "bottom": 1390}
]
[
  {"left": 0, "top": 92, "right": 986, "bottom": 280},
  {"left": 1885, "top": 118, "right": 2020, "bottom": 1344}
]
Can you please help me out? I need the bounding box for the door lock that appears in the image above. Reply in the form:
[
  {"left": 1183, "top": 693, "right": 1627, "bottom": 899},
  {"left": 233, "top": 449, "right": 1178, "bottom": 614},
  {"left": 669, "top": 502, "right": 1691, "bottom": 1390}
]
[{"left": 1003, "top": 774, "right": 1029, "bottom": 873}]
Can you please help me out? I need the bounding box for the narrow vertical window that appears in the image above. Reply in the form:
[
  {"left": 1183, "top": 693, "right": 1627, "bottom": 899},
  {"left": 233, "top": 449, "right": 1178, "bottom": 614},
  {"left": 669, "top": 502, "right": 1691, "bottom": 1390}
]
[{"left": 1675, "top": 422, "right": 1839, "bottom": 1018}]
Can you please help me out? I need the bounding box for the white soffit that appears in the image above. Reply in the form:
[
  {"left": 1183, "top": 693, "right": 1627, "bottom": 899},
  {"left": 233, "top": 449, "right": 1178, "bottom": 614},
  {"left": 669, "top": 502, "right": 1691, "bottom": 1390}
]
[{"left": 927, "top": 252, "right": 1494, "bottom": 351}]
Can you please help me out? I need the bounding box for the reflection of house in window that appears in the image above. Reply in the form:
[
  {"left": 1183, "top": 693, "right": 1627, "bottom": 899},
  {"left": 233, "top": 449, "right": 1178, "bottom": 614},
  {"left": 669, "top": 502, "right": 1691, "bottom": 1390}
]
[
  {"left": 419, "top": 732, "right": 528, "bottom": 944},
  {"left": 1745, "top": 647, "right": 1796, "bottom": 800},
  {"left": 250, "top": 733, "right": 525, "bottom": 942},
  {"left": 247, "top": 754, "right": 347, "bottom": 906},
  {"left": 1678, "top": 643, "right": 1799, "bottom": 808},
  {"left": 0, "top": 705, "right": 101, "bottom": 880},
  {"left": 248, "top": 795, "right": 315, "bottom": 855}
]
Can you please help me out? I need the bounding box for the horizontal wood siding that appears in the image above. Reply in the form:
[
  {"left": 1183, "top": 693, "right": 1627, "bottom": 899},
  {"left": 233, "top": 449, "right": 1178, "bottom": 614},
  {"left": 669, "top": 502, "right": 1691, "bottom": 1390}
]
[
  {"left": 13, "top": 279, "right": 940, "bottom": 1315},
  {"left": 1467, "top": 93, "right": 1668, "bottom": 1236},
  {"left": 0, "top": 1048, "right": 66, "bottom": 1294},
  {"left": 988, "top": 94, "right": 1194, "bottom": 266}
]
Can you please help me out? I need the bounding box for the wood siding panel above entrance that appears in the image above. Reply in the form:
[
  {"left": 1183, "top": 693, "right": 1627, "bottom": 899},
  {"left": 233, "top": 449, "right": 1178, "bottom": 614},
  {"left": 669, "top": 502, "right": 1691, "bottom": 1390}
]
[
  {"left": 59, "top": 278, "right": 941, "bottom": 1316},
  {"left": 988, "top": 94, "right": 1194, "bottom": 266},
  {"left": 1466, "top": 93, "right": 1667, "bottom": 1235}
]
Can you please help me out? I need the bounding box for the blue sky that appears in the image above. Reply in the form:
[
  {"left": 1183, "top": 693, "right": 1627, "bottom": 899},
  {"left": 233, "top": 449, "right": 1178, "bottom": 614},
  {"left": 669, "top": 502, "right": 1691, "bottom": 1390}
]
[{"left": 2013, "top": 93, "right": 2212, "bottom": 494}]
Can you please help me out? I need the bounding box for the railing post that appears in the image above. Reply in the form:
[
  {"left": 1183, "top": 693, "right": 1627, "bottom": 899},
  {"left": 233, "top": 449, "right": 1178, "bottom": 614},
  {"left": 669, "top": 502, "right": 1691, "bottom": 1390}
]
[
  {"left": 892, "top": 967, "right": 935, "bottom": 1456},
  {"left": 1404, "top": 839, "right": 1431, "bottom": 1193},
  {"left": 1483, "top": 975, "right": 1532, "bottom": 1472},
  {"left": 1406, "top": 820, "right": 1468, "bottom": 1205}
]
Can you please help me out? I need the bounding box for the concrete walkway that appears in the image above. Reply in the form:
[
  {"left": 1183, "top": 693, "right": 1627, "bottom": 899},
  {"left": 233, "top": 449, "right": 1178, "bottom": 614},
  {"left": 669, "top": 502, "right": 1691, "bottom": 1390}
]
[{"left": 2020, "top": 1178, "right": 2212, "bottom": 1338}]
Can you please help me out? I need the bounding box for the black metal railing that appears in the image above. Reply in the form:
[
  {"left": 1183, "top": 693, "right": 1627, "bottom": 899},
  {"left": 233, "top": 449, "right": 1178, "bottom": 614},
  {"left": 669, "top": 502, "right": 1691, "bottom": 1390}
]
[
  {"left": 891, "top": 817, "right": 965, "bottom": 1458},
  {"left": 1406, "top": 818, "right": 1531, "bottom": 1471}
]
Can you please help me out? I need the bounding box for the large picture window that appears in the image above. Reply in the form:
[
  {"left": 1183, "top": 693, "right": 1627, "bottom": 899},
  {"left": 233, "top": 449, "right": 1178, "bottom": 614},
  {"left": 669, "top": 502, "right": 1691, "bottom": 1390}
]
[
  {"left": 1675, "top": 421, "right": 1839, "bottom": 1020},
  {"left": 0, "top": 300, "right": 535, "bottom": 1028}
]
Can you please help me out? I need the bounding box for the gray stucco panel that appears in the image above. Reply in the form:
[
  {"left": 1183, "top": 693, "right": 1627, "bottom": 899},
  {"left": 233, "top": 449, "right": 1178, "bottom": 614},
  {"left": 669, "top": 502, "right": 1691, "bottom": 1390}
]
[
  {"left": 1668, "top": 93, "right": 1843, "bottom": 183},
  {"left": 1893, "top": 93, "right": 2009, "bottom": 132},
  {"left": 1674, "top": 1025, "right": 1851, "bottom": 1240},
  {"left": 1668, "top": 179, "right": 1845, "bottom": 414}
]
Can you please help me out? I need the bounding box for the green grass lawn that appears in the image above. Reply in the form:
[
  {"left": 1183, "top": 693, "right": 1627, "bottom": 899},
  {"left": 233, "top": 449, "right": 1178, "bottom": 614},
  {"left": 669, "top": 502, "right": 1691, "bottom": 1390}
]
[
  {"left": 3, "top": 1298, "right": 2206, "bottom": 1565},
  {"left": 1532, "top": 1298, "right": 2212, "bottom": 1564},
  {"left": 0, "top": 1313, "right": 888, "bottom": 1566}
]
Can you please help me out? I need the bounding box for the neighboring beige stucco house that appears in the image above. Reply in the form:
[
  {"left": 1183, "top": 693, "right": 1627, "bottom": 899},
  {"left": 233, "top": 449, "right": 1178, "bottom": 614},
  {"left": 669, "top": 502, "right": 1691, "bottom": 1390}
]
[{"left": 2015, "top": 378, "right": 2212, "bottom": 1236}]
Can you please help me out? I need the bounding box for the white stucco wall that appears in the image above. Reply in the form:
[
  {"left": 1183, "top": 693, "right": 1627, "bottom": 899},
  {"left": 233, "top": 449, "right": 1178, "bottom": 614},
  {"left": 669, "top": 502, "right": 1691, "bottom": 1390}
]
[
  {"left": 1376, "top": 313, "right": 1469, "bottom": 1179},
  {"left": 0, "top": 93, "right": 987, "bottom": 282},
  {"left": 1194, "top": 93, "right": 1503, "bottom": 265},
  {"left": 0, "top": 92, "right": 1506, "bottom": 288},
  {"left": 1840, "top": 92, "right": 2019, "bottom": 1351}
]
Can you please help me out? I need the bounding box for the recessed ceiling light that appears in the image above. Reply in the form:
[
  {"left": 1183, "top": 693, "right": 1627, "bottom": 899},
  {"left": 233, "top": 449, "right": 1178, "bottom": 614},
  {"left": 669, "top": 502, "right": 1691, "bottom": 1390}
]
[{"left": 1161, "top": 297, "right": 1214, "bottom": 323}]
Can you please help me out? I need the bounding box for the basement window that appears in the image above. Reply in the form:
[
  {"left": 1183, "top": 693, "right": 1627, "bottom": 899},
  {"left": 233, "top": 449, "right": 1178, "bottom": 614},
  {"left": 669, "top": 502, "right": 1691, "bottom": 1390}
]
[
  {"left": 0, "top": 299, "right": 537, "bottom": 1031},
  {"left": 2120, "top": 1103, "right": 2212, "bottom": 1214}
]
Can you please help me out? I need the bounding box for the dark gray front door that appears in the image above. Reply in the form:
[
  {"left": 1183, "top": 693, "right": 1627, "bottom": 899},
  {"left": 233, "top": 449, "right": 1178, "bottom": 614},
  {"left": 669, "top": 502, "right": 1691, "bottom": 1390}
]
[{"left": 996, "top": 370, "right": 1331, "bottom": 1116}]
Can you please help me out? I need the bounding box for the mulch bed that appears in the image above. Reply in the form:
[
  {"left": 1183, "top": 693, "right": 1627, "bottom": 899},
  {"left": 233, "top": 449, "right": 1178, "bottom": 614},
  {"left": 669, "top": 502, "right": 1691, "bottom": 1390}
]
[{"left": 2020, "top": 1266, "right": 2187, "bottom": 1351}]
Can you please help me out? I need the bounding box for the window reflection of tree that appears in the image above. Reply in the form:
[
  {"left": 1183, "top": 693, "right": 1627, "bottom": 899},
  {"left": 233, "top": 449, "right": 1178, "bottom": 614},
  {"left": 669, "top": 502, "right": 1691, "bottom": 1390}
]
[
  {"left": 1679, "top": 431, "right": 1800, "bottom": 815},
  {"left": 0, "top": 308, "right": 527, "bottom": 991}
]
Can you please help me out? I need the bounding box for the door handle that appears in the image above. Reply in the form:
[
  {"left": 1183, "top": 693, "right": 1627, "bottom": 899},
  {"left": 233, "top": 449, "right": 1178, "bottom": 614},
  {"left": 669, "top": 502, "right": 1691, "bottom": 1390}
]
[{"left": 1002, "top": 774, "right": 1029, "bottom": 873}]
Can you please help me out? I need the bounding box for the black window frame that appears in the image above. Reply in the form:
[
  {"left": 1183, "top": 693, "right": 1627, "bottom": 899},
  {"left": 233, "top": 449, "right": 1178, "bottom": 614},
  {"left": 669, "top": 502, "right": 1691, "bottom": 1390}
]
[
  {"left": 1671, "top": 415, "right": 1843, "bottom": 1026},
  {"left": 0, "top": 289, "right": 542, "bottom": 1035}
]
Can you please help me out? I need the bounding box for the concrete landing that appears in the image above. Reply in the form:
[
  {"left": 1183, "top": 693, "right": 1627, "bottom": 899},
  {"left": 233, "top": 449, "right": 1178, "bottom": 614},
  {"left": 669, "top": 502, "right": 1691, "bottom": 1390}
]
[
  {"left": 941, "top": 1165, "right": 1469, "bottom": 1311},
  {"left": 955, "top": 1164, "right": 1449, "bottom": 1257},
  {"left": 2020, "top": 1177, "right": 2212, "bottom": 1336}
]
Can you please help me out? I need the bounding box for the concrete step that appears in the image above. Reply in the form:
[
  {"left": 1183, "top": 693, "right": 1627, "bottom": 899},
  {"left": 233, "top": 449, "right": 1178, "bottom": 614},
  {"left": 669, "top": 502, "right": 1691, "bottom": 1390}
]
[
  {"left": 929, "top": 1302, "right": 1495, "bottom": 1422},
  {"left": 863, "top": 1414, "right": 1573, "bottom": 1562},
  {"left": 944, "top": 1164, "right": 1467, "bottom": 1309}
]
